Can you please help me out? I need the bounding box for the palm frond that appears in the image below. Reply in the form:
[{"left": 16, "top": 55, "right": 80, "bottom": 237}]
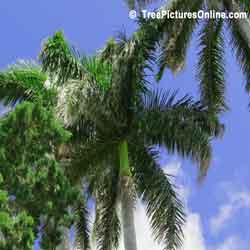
[
  {"left": 102, "top": 29, "right": 156, "bottom": 130},
  {"left": 157, "top": 0, "right": 203, "bottom": 79},
  {"left": 197, "top": 18, "right": 227, "bottom": 113},
  {"left": 51, "top": 50, "right": 125, "bottom": 138},
  {"left": 98, "top": 38, "right": 118, "bottom": 64},
  {"left": 131, "top": 145, "right": 185, "bottom": 250},
  {"left": 74, "top": 199, "right": 91, "bottom": 250},
  {"left": 0, "top": 61, "right": 52, "bottom": 106},
  {"left": 56, "top": 79, "right": 105, "bottom": 128},
  {"left": 226, "top": 10, "right": 250, "bottom": 95},
  {"left": 94, "top": 165, "right": 121, "bottom": 250},
  {"left": 81, "top": 56, "right": 112, "bottom": 91},
  {"left": 139, "top": 90, "right": 223, "bottom": 179},
  {"left": 39, "top": 31, "right": 85, "bottom": 84},
  {"left": 63, "top": 139, "right": 117, "bottom": 185}
]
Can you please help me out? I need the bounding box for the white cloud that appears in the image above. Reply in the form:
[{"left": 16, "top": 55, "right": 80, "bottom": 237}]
[
  {"left": 216, "top": 236, "right": 249, "bottom": 250},
  {"left": 182, "top": 213, "right": 206, "bottom": 250},
  {"left": 216, "top": 236, "right": 238, "bottom": 250},
  {"left": 210, "top": 191, "right": 250, "bottom": 234},
  {"left": 163, "top": 161, "right": 182, "bottom": 177}
]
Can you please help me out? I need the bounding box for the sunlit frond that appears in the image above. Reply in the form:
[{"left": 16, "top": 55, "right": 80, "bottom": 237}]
[
  {"left": 0, "top": 61, "right": 53, "bottom": 106},
  {"left": 40, "top": 31, "right": 85, "bottom": 84}
]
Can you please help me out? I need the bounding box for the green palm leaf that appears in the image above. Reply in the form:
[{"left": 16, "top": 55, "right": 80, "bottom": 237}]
[
  {"left": 139, "top": 90, "right": 223, "bottom": 178},
  {"left": 131, "top": 146, "right": 185, "bottom": 250},
  {"left": 227, "top": 15, "right": 250, "bottom": 94},
  {"left": 197, "top": 18, "right": 227, "bottom": 113},
  {"left": 74, "top": 199, "right": 91, "bottom": 250},
  {"left": 94, "top": 165, "right": 121, "bottom": 250},
  {"left": 39, "top": 31, "right": 85, "bottom": 84},
  {"left": 0, "top": 62, "right": 52, "bottom": 106},
  {"left": 157, "top": 0, "right": 203, "bottom": 79}
]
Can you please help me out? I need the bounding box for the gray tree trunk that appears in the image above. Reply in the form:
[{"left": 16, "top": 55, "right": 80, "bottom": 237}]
[
  {"left": 56, "top": 227, "right": 71, "bottom": 250},
  {"left": 120, "top": 176, "right": 138, "bottom": 250},
  {"left": 224, "top": 0, "right": 250, "bottom": 48}
]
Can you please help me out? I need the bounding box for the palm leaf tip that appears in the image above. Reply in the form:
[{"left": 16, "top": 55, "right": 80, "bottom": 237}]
[{"left": 39, "top": 31, "right": 84, "bottom": 84}]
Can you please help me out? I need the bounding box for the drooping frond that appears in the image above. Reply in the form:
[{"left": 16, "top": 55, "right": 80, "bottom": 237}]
[
  {"left": 94, "top": 165, "right": 121, "bottom": 250},
  {"left": 131, "top": 145, "right": 185, "bottom": 250},
  {"left": 197, "top": 18, "right": 227, "bottom": 113},
  {"left": 226, "top": 10, "right": 250, "bottom": 95},
  {"left": 0, "top": 61, "right": 52, "bottom": 106},
  {"left": 138, "top": 90, "right": 223, "bottom": 179},
  {"left": 74, "top": 198, "right": 91, "bottom": 250},
  {"left": 157, "top": 0, "right": 203, "bottom": 79},
  {"left": 39, "top": 31, "right": 85, "bottom": 84}
]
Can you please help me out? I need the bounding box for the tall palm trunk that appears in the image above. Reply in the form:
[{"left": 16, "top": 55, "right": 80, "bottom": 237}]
[
  {"left": 120, "top": 176, "right": 138, "bottom": 250},
  {"left": 119, "top": 141, "right": 138, "bottom": 250},
  {"left": 224, "top": 0, "right": 250, "bottom": 47},
  {"left": 56, "top": 227, "right": 70, "bottom": 250}
]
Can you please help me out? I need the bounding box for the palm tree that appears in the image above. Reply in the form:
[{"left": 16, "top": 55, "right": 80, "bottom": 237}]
[
  {"left": 37, "top": 32, "right": 222, "bottom": 250},
  {"left": 125, "top": 0, "right": 250, "bottom": 113},
  {"left": 0, "top": 28, "right": 223, "bottom": 249}
]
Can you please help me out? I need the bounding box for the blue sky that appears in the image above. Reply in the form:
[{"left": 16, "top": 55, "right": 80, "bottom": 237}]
[{"left": 0, "top": 1, "right": 249, "bottom": 249}]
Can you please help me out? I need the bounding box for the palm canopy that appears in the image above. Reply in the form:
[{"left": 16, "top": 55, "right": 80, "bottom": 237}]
[
  {"left": 38, "top": 32, "right": 222, "bottom": 250},
  {"left": 128, "top": 0, "right": 250, "bottom": 114},
  {"left": 0, "top": 31, "right": 223, "bottom": 250},
  {"left": 0, "top": 30, "right": 223, "bottom": 249}
]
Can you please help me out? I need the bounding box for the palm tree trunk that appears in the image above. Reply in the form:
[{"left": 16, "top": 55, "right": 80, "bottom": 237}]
[
  {"left": 56, "top": 227, "right": 71, "bottom": 250},
  {"left": 119, "top": 141, "right": 137, "bottom": 250},
  {"left": 120, "top": 176, "right": 138, "bottom": 250},
  {"left": 224, "top": 0, "right": 250, "bottom": 47}
]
